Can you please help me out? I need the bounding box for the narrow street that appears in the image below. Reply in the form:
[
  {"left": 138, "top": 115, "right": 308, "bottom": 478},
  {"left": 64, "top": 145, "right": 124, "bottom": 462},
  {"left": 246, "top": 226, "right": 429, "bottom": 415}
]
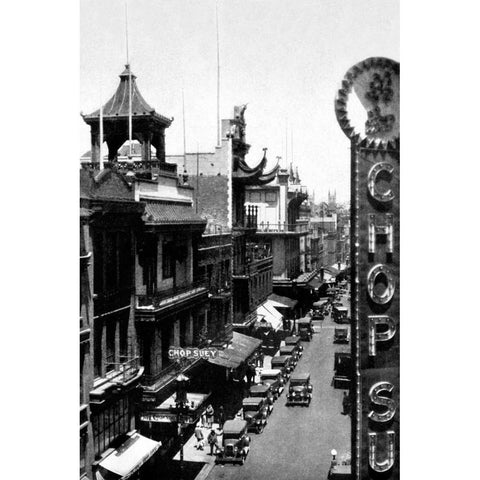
[{"left": 206, "top": 305, "right": 350, "bottom": 480}]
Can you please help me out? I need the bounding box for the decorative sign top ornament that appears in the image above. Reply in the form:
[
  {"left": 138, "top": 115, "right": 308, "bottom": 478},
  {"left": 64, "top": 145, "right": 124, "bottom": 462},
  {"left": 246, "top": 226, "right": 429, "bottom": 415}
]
[{"left": 335, "top": 57, "right": 399, "bottom": 150}]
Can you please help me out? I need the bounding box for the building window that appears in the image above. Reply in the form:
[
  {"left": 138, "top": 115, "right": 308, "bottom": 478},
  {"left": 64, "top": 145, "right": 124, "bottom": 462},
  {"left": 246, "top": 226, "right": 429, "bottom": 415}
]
[
  {"left": 93, "top": 397, "right": 130, "bottom": 458},
  {"left": 162, "top": 241, "right": 174, "bottom": 279}
]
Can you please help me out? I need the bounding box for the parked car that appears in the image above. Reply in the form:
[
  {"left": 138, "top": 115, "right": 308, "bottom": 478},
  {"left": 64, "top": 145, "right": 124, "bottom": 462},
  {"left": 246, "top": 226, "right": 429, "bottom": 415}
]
[
  {"left": 311, "top": 308, "right": 324, "bottom": 320},
  {"left": 333, "top": 327, "right": 350, "bottom": 344},
  {"left": 284, "top": 335, "right": 303, "bottom": 357},
  {"left": 249, "top": 384, "right": 274, "bottom": 413},
  {"left": 286, "top": 372, "right": 313, "bottom": 406},
  {"left": 297, "top": 317, "right": 314, "bottom": 341},
  {"left": 279, "top": 345, "right": 299, "bottom": 366},
  {"left": 215, "top": 419, "right": 251, "bottom": 465},
  {"left": 271, "top": 355, "right": 293, "bottom": 380},
  {"left": 332, "top": 306, "right": 349, "bottom": 324},
  {"left": 333, "top": 352, "right": 352, "bottom": 389},
  {"left": 242, "top": 397, "right": 269, "bottom": 433},
  {"left": 260, "top": 369, "right": 285, "bottom": 398}
]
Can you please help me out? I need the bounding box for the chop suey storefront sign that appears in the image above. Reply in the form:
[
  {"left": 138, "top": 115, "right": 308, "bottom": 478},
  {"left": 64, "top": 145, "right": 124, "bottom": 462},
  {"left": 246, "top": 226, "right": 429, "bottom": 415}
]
[{"left": 335, "top": 57, "right": 400, "bottom": 479}]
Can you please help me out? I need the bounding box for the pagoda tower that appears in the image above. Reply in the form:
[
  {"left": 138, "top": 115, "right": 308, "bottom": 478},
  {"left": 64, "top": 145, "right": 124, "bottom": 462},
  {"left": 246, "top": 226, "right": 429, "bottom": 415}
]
[{"left": 82, "top": 65, "right": 173, "bottom": 165}]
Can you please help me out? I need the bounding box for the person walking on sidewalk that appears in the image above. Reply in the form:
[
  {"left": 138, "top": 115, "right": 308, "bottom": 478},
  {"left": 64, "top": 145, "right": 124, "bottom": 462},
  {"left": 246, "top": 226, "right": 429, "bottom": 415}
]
[
  {"left": 194, "top": 422, "right": 204, "bottom": 450},
  {"left": 207, "top": 429, "right": 218, "bottom": 456},
  {"left": 218, "top": 406, "right": 225, "bottom": 429},
  {"left": 206, "top": 404, "right": 214, "bottom": 428}
]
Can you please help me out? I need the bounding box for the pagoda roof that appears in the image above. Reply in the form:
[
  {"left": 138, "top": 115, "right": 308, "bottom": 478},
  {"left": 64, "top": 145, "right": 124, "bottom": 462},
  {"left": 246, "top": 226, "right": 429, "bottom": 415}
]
[
  {"left": 83, "top": 65, "right": 172, "bottom": 127},
  {"left": 233, "top": 149, "right": 270, "bottom": 185}
]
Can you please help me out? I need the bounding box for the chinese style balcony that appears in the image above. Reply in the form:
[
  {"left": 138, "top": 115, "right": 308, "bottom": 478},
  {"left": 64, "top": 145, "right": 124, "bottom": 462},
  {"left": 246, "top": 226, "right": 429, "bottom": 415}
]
[{"left": 135, "top": 279, "right": 208, "bottom": 317}]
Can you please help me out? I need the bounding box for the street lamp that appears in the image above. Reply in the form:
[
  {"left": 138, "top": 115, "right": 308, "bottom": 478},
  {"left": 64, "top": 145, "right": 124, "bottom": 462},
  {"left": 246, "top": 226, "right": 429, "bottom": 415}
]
[{"left": 174, "top": 374, "right": 190, "bottom": 480}]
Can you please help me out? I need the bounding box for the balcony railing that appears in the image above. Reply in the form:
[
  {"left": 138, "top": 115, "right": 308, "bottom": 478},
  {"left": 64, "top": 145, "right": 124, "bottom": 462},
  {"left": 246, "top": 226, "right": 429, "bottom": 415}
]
[
  {"left": 257, "top": 221, "right": 309, "bottom": 233},
  {"left": 81, "top": 160, "right": 178, "bottom": 175},
  {"left": 105, "top": 356, "right": 140, "bottom": 384},
  {"left": 233, "top": 255, "right": 273, "bottom": 276},
  {"left": 233, "top": 205, "right": 258, "bottom": 230},
  {"left": 136, "top": 279, "right": 208, "bottom": 310}
]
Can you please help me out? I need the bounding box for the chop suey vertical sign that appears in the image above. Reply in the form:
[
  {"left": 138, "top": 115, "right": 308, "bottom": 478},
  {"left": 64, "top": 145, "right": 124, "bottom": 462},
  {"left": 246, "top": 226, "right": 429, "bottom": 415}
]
[{"left": 335, "top": 57, "right": 400, "bottom": 479}]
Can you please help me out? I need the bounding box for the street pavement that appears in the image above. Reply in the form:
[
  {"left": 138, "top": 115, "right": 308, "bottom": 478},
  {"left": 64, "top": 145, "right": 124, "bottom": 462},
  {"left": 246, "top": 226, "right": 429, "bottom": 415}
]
[{"left": 204, "top": 305, "right": 351, "bottom": 480}]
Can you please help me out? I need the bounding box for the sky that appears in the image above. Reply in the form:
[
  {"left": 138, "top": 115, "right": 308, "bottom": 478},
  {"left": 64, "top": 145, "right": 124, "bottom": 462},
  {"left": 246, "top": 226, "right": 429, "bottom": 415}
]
[{"left": 80, "top": 0, "right": 399, "bottom": 203}]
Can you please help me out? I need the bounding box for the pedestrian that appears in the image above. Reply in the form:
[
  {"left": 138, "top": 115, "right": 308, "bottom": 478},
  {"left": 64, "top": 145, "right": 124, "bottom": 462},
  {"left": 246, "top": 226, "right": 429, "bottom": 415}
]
[
  {"left": 207, "top": 429, "right": 218, "bottom": 456},
  {"left": 201, "top": 410, "right": 208, "bottom": 428},
  {"left": 218, "top": 406, "right": 225, "bottom": 429},
  {"left": 342, "top": 392, "right": 350, "bottom": 415},
  {"left": 194, "top": 421, "right": 204, "bottom": 450},
  {"left": 258, "top": 351, "right": 264, "bottom": 368},
  {"left": 206, "top": 404, "right": 214, "bottom": 428}
]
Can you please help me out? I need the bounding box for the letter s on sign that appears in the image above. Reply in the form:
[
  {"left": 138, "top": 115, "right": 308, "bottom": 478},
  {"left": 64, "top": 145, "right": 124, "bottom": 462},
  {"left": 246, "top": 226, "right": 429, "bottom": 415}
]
[{"left": 368, "top": 381, "right": 396, "bottom": 423}]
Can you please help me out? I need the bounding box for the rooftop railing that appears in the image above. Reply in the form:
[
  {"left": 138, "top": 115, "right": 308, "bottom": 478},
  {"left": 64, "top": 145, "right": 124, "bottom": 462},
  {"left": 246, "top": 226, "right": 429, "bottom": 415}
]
[
  {"left": 257, "top": 221, "right": 309, "bottom": 233},
  {"left": 105, "top": 356, "right": 140, "bottom": 384},
  {"left": 81, "top": 160, "right": 178, "bottom": 175}
]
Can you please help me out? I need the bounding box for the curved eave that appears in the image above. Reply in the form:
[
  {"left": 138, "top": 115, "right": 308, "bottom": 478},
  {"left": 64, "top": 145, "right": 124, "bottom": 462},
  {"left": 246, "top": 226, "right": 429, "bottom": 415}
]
[
  {"left": 83, "top": 75, "right": 172, "bottom": 127},
  {"left": 257, "top": 162, "right": 280, "bottom": 185}
]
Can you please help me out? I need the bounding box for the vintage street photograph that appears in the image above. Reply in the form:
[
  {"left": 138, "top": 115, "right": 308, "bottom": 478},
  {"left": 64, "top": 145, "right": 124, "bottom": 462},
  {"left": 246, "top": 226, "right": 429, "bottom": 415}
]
[{"left": 79, "top": 1, "right": 399, "bottom": 479}]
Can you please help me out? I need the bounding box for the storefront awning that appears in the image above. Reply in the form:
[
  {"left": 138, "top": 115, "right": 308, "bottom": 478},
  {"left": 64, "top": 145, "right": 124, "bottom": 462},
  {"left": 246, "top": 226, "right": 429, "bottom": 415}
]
[
  {"left": 268, "top": 293, "right": 298, "bottom": 309},
  {"left": 208, "top": 332, "right": 261, "bottom": 369},
  {"left": 256, "top": 300, "right": 283, "bottom": 331},
  {"left": 97, "top": 432, "right": 160, "bottom": 480}
]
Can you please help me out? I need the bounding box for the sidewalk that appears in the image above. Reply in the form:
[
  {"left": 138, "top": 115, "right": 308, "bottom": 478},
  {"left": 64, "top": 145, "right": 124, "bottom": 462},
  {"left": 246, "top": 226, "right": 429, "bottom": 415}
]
[{"left": 173, "top": 422, "right": 224, "bottom": 480}]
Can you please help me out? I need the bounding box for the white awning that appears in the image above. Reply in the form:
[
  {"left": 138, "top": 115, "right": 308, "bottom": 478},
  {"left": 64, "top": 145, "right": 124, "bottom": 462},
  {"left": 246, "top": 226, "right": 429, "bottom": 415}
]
[
  {"left": 256, "top": 300, "right": 283, "bottom": 331},
  {"left": 98, "top": 432, "right": 160, "bottom": 480}
]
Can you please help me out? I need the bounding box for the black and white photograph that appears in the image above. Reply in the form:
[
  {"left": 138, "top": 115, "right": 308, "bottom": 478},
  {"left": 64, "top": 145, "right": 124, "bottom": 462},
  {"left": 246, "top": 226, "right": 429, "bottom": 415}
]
[
  {"left": 6, "top": 1, "right": 480, "bottom": 480},
  {"left": 77, "top": 1, "right": 398, "bottom": 479}
]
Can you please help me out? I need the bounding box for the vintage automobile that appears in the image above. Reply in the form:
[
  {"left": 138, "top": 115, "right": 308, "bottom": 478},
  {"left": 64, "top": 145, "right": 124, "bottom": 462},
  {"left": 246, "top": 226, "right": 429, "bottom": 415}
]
[
  {"left": 215, "top": 419, "right": 251, "bottom": 465},
  {"left": 286, "top": 372, "right": 313, "bottom": 406},
  {"left": 271, "top": 355, "right": 293, "bottom": 379},
  {"left": 242, "top": 397, "right": 269, "bottom": 433},
  {"left": 311, "top": 308, "right": 324, "bottom": 320},
  {"left": 297, "top": 317, "right": 314, "bottom": 341},
  {"left": 249, "top": 384, "right": 274, "bottom": 413},
  {"left": 279, "top": 345, "right": 299, "bottom": 366},
  {"left": 284, "top": 335, "right": 303, "bottom": 357},
  {"left": 333, "top": 352, "right": 352, "bottom": 389},
  {"left": 332, "top": 306, "right": 349, "bottom": 324},
  {"left": 260, "top": 369, "right": 285, "bottom": 398},
  {"left": 333, "top": 327, "right": 350, "bottom": 344}
]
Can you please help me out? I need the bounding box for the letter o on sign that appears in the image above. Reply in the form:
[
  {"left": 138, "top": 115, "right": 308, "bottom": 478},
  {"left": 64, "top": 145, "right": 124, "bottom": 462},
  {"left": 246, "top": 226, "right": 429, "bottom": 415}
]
[
  {"left": 368, "top": 163, "right": 395, "bottom": 202},
  {"left": 367, "top": 264, "right": 395, "bottom": 304}
]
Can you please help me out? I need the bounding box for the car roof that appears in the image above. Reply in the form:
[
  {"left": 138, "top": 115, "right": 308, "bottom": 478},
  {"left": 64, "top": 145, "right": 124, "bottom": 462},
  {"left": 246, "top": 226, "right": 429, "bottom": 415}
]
[
  {"left": 260, "top": 368, "right": 281, "bottom": 376},
  {"left": 297, "top": 318, "right": 312, "bottom": 324},
  {"left": 223, "top": 419, "right": 247, "bottom": 434},
  {"left": 250, "top": 384, "right": 270, "bottom": 393},
  {"left": 284, "top": 336, "right": 300, "bottom": 344},
  {"left": 290, "top": 372, "right": 310, "bottom": 381},
  {"left": 271, "top": 355, "right": 290, "bottom": 364},
  {"left": 242, "top": 397, "right": 263, "bottom": 406},
  {"left": 280, "top": 345, "right": 295, "bottom": 352}
]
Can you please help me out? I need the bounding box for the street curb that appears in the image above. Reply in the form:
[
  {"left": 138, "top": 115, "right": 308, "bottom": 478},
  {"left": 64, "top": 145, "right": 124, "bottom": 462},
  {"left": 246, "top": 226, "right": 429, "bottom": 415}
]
[{"left": 193, "top": 461, "right": 215, "bottom": 480}]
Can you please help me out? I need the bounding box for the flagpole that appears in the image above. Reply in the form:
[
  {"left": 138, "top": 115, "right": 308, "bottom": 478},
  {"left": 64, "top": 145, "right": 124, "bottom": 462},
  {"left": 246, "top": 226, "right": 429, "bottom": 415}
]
[
  {"left": 216, "top": 1, "right": 220, "bottom": 146},
  {"left": 182, "top": 89, "right": 187, "bottom": 171},
  {"left": 125, "top": 0, "right": 132, "bottom": 158}
]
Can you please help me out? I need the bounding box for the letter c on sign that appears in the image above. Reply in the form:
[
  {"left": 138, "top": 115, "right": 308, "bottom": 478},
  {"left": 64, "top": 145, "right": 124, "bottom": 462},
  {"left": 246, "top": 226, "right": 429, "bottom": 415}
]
[
  {"left": 367, "top": 264, "right": 395, "bottom": 304},
  {"left": 368, "top": 162, "right": 395, "bottom": 202}
]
